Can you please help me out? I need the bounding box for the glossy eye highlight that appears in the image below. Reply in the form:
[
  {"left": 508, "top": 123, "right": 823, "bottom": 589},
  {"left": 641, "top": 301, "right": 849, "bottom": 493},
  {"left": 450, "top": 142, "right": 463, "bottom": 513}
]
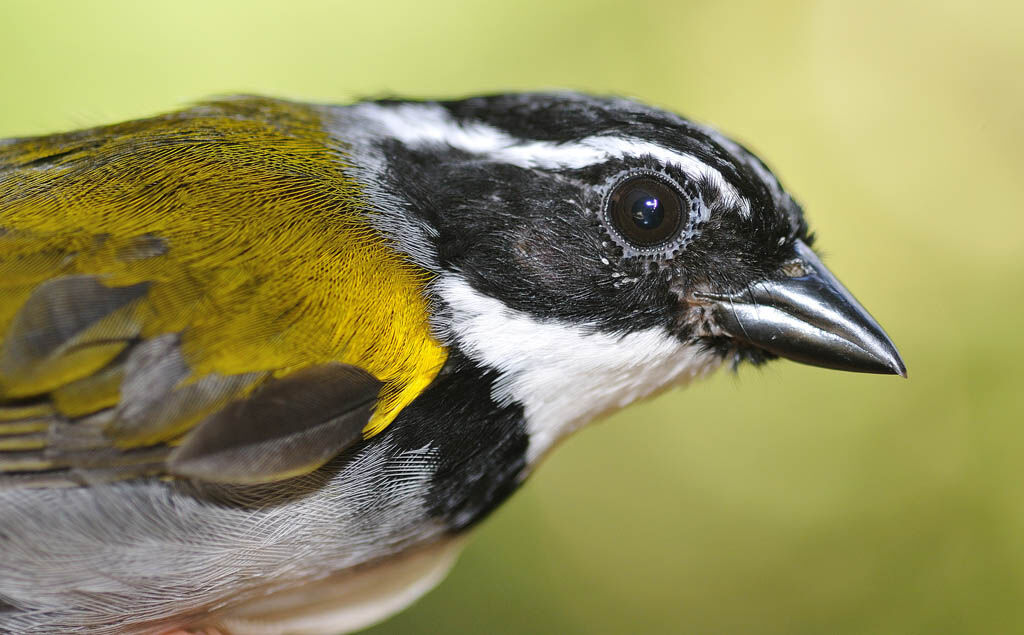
[
  {"left": 606, "top": 176, "right": 686, "bottom": 250},
  {"left": 627, "top": 190, "right": 664, "bottom": 229}
]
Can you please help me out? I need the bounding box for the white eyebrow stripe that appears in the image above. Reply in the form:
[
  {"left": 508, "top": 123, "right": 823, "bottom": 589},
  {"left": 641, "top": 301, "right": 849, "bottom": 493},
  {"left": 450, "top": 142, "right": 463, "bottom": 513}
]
[
  {"left": 352, "top": 102, "right": 751, "bottom": 217},
  {"left": 690, "top": 120, "right": 784, "bottom": 202}
]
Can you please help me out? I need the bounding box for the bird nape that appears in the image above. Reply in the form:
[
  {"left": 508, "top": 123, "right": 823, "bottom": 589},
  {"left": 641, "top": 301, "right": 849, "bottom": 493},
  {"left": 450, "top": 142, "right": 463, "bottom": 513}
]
[{"left": 0, "top": 92, "right": 905, "bottom": 634}]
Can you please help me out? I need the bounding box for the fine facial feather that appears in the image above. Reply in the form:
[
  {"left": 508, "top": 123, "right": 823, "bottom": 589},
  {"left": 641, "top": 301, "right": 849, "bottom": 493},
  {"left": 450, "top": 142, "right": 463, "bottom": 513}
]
[
  {"left": 332, "top": 94, "right": 815, "bottom": 460},
  {"left": 0, "top": 97, "right": 448, "bottom": 484},
  {"left": 344, "top": 100, "right": 749, "bottom": 215},
  {"left": 434, "top": 274, "right": 722, "bottom": 463}
]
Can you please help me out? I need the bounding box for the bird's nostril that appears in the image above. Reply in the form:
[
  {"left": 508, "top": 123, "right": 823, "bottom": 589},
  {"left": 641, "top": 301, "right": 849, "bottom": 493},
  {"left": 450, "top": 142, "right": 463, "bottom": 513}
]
[{"left": 779, "top": 259, "right": 811, "bottom": 278}]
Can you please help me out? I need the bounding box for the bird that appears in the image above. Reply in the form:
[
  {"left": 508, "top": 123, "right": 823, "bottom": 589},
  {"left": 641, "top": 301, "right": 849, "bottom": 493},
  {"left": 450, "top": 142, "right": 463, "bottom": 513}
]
[{"left": 0, "top": 92, "right": 906, "bottom": 634}]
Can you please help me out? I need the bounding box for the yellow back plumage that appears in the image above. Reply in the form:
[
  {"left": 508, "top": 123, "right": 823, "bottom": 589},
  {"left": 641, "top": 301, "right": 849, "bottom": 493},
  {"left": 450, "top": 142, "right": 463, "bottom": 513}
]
[{"left": 0, "top": 97, "right": 447, "bottom": 448}]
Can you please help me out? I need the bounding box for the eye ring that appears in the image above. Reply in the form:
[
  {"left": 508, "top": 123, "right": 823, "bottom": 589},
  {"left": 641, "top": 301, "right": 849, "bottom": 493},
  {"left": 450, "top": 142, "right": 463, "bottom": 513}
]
[{"left": 603, "top": 172, "right": 689, "bottom": 254}]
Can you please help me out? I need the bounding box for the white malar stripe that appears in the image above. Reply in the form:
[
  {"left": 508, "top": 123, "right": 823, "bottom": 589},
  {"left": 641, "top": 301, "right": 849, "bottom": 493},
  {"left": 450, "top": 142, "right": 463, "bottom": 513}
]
[
  {"left": 436, "top": 275, "right": 723, "bottom": 464},
  {"left": 351, "top": 102, "right": 749, "bottom": 216}
]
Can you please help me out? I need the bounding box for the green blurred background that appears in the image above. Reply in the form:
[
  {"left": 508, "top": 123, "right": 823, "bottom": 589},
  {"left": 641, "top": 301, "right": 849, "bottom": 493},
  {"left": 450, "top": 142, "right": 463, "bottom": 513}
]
[{"left": 2, "top": 1, "right": 1022, "bottom": 632}]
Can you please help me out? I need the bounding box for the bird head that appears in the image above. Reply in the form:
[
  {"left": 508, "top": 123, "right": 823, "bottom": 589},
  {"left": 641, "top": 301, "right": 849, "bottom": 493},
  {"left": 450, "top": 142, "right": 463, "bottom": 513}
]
[{"left": 332, "top": 92, "right": 906, "bottom": 459}]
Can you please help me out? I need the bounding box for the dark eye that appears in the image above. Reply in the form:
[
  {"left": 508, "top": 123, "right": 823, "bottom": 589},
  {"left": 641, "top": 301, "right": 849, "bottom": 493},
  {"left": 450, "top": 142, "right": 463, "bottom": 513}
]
[{"left": 606, "top": 176, "right": 686, "bottom": 249}]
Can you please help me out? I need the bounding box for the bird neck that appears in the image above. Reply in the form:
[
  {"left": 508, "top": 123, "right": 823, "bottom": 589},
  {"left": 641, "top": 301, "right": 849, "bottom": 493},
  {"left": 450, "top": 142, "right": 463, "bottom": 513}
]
[
  {"left": 430, "top": 273, "right": 724, "bottom": 465},
  {"left": 381, "top": 350, "right": 530, "bottom": 531}
]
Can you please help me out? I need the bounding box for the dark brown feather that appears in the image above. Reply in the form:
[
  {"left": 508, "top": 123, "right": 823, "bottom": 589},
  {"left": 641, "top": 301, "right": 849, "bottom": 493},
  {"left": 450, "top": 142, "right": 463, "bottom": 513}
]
[{"left": 168, "top": 363, "right": 382, "bottom": 484}]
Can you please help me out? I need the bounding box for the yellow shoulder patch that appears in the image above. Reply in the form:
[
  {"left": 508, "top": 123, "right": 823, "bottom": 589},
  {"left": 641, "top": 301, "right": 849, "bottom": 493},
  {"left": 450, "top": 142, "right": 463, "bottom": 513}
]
[{"left": 0, "top": 96, "right": 447, "bottom": 446}]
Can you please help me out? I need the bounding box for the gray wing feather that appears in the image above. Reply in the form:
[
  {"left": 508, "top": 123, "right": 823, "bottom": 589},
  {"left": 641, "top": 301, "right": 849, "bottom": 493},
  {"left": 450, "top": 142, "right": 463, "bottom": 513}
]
[{"left": 169, "top": 363, "right": 382, "bottom": 484}]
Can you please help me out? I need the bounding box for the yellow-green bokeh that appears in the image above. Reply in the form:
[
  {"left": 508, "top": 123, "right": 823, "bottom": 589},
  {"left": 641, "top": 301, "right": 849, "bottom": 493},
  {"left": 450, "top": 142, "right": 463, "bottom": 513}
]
[{"left": 2, "top": 1, "right": 1021, "bottom": 632}]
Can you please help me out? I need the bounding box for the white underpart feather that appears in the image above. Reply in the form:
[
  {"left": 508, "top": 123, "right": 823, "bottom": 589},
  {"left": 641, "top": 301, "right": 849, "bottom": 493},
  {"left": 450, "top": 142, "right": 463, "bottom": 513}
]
[
  {"left": 436, "top": 275, "right": 722, "bottom": 463},
  {"left": 0, "top": 441, "right": 445, "bottom": 633},
  {"left": 218, "top": 538, "right": 464, "bottom": 635},
  {"left": 348, "top": 102, "right": 750, "bottom": 217}
]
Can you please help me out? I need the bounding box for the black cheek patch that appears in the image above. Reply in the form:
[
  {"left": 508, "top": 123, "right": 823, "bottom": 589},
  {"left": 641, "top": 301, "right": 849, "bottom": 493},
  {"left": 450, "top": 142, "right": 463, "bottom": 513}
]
[{"left": 423, "top": 164, "right": 677, "bottom": 334}]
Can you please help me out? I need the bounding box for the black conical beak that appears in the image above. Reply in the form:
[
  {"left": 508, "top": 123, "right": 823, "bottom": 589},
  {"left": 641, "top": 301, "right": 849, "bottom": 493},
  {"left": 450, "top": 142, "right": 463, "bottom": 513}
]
[{"left": 696, "top": 240, "right": 907, "bottom": 376}]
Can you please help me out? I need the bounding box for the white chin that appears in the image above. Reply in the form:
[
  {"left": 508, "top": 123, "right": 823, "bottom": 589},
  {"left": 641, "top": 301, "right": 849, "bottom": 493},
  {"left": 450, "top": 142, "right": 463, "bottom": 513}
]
[{"left": 436, "top": 274, "right": 724, "bottom": 465}]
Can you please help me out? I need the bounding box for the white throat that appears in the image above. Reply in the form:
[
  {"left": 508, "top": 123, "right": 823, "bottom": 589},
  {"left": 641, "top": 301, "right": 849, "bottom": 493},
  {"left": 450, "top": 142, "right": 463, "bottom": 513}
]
[{"left": 435, "top": 275, "right": 722, "bottom": 464}]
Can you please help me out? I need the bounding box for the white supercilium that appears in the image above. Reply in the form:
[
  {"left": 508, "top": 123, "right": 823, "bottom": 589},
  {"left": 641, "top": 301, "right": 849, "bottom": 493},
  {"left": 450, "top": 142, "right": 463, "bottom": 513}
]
[{"left": 348, "top": 102, "right": 751, "bottom": 217}]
